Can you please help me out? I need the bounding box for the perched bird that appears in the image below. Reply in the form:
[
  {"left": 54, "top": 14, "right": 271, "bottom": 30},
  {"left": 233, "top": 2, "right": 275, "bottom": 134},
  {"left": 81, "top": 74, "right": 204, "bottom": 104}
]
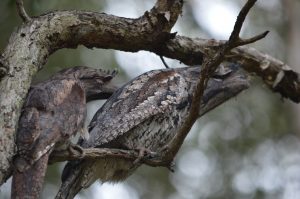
[
  {"left": 11, "top": 66, "right": 117, "bottom": 199},
  {"left": 56, "top": 64, "right": 249, "bottom": 199}
]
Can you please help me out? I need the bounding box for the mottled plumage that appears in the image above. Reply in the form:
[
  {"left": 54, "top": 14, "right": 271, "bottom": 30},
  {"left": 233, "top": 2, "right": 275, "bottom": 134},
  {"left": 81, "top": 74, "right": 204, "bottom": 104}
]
[
  {"left": 12, "top": 66, "right": 117, "bottom": 199},
  {"left": 56, "top": 65, "right": 249, "bottom": 199}
]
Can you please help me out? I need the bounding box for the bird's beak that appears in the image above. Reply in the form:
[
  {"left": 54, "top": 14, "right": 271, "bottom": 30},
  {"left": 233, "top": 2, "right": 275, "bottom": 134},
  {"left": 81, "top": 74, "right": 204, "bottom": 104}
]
[
  {"left": 86, "top": 81, "right": 119, "bottom": 102},
  {"left": 199, "top": 66, "right": 249, "bottom": 116}
]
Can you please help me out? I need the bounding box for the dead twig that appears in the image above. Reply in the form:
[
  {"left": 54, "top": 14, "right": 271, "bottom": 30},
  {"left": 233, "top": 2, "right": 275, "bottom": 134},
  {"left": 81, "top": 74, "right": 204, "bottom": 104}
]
[
  {"left": 160, "top": 56, "right": 170, "bottom": 68},
  {"left": 16, "top": 0, "right": 31, "bottom": 22}
]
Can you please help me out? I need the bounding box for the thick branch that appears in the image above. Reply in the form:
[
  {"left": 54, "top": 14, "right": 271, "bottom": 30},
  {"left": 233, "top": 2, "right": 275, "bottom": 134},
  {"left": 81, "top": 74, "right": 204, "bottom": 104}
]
[
  {"left": 159, "top": 36, "right": 300, "bottom": 103},
  {"left": 2, "top": 9, "right": 294, "bottom": 103}
]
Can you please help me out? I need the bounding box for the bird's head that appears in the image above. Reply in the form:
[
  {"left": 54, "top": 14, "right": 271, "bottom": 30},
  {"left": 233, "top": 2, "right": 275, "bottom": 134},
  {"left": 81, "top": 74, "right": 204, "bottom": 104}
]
[
  {"left": 55, "top": 66, "right": 118, "bottom": 102},
  {"left": 199, "top": 63, "right": 250, "bottom": 116}
]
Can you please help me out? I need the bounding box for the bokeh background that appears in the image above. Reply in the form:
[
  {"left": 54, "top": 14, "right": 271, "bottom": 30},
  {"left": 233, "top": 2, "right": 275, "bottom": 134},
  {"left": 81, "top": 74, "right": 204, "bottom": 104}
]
[{"left": 1, "top": 0, "right": 300, "bottom": 198}]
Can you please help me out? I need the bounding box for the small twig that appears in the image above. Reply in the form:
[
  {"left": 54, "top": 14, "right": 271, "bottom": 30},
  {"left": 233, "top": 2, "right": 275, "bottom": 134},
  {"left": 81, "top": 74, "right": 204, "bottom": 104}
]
[
  {"left": 225, "top": 0, "right": 269, "bottom": 48},
  {"left": 228, "top": 0, "right": 257, "bottom": 43},
  {"left": 16, "top": 0, "right": 31, "bottom": 22},
  {"left": 160, "top": 56, "right": 170, "bottom": 68},
  {"left": 233, "top": 31, "right": 269, "bottom": 47}
]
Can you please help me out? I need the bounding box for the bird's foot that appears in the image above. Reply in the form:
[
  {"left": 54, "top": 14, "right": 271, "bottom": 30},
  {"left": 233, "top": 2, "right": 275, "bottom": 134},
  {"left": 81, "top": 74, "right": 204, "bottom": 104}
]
[
  {"left": 68, "top": 143, "right": 85, "bottom": 158},
  {"left": 131, "top": 147, "right": 176, "bottom": 172},
  {"left": 133, "top": 147, "right": 157, "bottom": 165}
]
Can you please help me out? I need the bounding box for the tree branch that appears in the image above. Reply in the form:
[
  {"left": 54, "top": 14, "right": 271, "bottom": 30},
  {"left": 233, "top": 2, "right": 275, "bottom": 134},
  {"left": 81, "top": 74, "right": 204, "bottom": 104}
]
[
  {"left": 16, "top": 0, "right": 31, "bottom": 22},
  {"left": 49, "top": 147, "right": 173, "bottom": 170},
  {"left": 159, "top": 36, "right": 300, "bottom": 103},
  {"left": 228, "top": 0, "right": 257, "bottom": 43}
]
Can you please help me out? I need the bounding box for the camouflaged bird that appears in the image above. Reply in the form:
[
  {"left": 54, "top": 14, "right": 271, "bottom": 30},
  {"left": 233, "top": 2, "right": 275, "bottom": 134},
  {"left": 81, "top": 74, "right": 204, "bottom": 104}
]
[
  {"left": 11, "top": 66, "right": 117, "bottom": 199},
  {"left": 56, "top": 64, "right": 249, "bottom": 199}
]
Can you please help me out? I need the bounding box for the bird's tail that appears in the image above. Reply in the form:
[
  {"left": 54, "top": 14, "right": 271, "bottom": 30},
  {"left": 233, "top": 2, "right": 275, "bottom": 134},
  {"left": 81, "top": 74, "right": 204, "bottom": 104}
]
[
  {"left": 55, "top": 160, "right": 91, "bottom": 199},
  {"left": 11, "top": 153, "right": 49, "bottom": 199}
]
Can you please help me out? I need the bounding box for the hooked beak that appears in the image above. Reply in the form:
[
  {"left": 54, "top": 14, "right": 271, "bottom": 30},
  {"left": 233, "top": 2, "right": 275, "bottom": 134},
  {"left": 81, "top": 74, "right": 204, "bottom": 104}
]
[
  {"left": 199, "top": 66, "right": 249, "bottom": 116},
  {"left": 86, "top": 81, "right": 119, "bottom": 102}
]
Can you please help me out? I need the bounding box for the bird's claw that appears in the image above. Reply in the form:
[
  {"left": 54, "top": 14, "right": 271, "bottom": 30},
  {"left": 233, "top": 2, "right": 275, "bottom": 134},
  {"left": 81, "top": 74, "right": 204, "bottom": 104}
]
[
  {"left": 160, "top": 144, "right": 170, "bottom": 154},
  {"left": 68, "top": 143, "right": 85, "bottom": 158},
  {"left": 132, "top": 147, "right": 157, "bottom": 165}
]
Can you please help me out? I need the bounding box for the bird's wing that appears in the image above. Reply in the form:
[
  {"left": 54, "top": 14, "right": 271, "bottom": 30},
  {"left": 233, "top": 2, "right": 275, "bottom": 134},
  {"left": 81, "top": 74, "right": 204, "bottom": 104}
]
[
  {"left": 53, "top": 81, "right": 86, "bottom": 138},
  {"left": 85, "top": 69, "right": 189, "bottom": 147},
  {"left": 16, "top": 80, "right": 85, "bottom": 170}
]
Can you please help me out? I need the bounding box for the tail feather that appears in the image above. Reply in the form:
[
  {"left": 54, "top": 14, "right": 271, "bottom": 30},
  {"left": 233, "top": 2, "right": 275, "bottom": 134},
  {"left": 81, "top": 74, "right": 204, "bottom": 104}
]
[
  {"left": 55, "top": 161, "right": 86, "bottom": 199},
  {"left": 56, "top": 158, "right": 133, "bottom": 199},
  {"left": 11, "top": 154, "right": 49, "bottom": 199}
]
